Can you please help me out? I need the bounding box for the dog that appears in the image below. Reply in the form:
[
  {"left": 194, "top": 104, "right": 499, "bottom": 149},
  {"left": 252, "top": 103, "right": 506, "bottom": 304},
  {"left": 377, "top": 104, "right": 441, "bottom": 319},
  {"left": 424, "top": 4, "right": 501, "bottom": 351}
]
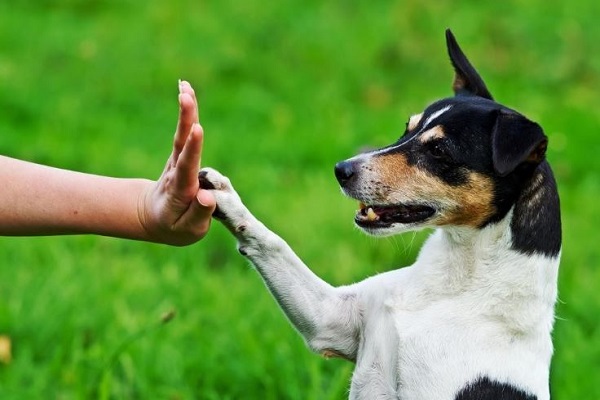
[{"left": 199, "top": 29, "right": 561, "bottom": 400}]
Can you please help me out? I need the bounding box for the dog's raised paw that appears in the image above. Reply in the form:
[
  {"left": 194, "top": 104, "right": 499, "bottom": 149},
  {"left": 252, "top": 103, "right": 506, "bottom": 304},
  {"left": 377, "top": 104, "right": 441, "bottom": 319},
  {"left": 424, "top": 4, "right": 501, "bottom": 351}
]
[
  {"left": 198, "top": 167, "right": 244, "bottom": 222},
  {"left": 199, "top": 167, "right": 233, "bottom": 192}
]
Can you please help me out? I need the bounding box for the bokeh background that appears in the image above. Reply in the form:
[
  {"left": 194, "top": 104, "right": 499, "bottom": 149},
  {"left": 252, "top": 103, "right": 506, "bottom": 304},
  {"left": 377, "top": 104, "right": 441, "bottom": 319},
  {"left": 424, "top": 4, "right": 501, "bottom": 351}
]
[{"left": 1, "top": 0, "right": 599, "bottom": 398}]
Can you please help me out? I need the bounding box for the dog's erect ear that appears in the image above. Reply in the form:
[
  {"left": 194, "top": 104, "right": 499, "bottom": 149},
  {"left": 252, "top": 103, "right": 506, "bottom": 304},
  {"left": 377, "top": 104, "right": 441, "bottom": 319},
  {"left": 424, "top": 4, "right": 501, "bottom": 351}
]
[
  {"left": 446, "top": 29, "right": 494, "bottom": 101},
  {"left": 492, "top": 110, "right": 548, "bottom": 176}
]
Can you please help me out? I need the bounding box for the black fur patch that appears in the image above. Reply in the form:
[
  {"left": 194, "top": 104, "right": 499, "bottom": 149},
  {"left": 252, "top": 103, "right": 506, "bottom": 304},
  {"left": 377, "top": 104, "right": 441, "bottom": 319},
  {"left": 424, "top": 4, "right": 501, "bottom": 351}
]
[
  {"left": 455, "top": 376, "right": 537, "bottom": 400},
  {"left": 510, "top": 162, "right": 562, "bottom": 257}
]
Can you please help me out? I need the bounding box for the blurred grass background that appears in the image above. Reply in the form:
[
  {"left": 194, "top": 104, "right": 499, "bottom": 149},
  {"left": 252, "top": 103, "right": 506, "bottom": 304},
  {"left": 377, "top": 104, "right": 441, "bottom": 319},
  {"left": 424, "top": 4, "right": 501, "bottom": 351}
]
[{"left": 1, "top": 0, "right": 599, "bottom": 398}]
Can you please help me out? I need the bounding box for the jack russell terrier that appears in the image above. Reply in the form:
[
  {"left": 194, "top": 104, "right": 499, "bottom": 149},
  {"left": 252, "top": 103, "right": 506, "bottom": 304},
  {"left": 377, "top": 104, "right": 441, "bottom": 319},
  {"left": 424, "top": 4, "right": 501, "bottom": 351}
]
[{"left": 199, "top": 29, "right": 561, "bottom": 400}]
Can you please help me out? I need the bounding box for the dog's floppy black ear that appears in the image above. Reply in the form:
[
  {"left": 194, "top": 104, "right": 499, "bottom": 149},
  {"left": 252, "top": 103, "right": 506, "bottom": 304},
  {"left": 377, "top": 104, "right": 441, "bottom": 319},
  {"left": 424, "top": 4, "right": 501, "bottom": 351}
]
[
  {"left": 492, "top": 110, "right": 548, "bottom": 176},
  {"left": 446, "top": 29, "right": 494, "bottom": 100}
]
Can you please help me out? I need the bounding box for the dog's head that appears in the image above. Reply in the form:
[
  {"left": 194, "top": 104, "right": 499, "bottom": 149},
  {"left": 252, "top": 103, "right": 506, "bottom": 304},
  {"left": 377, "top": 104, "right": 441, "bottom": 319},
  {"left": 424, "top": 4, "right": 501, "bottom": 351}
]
[{"left": 335, "top": 30, "right": 548, "bottom": 236}]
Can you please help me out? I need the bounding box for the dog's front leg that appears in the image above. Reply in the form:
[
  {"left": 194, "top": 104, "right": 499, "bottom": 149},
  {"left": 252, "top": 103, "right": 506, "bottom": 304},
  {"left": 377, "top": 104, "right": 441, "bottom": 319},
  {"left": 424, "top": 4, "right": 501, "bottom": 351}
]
[{"left": 200, "top": 168, "right": 360, "bottom": 361}]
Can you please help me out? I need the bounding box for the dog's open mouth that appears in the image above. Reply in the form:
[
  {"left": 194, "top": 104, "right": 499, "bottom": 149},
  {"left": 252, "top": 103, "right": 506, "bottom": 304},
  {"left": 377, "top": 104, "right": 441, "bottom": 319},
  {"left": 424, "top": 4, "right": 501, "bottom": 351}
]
[{"left": 355, "top": 202, "right": 436, "bottom": 227}]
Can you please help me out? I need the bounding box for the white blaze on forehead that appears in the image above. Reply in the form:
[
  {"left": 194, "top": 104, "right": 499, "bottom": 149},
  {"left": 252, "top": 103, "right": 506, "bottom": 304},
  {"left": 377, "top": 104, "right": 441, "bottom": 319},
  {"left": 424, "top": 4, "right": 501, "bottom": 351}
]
[
  {"left": 422, "top": 105, "right": 452, "bottom": 130},
  {"left": 407, "top": 113, "right": 423, "bottom": 131},
  {"left": 346, "top": 105, "right": 453, "bottom": 161}
]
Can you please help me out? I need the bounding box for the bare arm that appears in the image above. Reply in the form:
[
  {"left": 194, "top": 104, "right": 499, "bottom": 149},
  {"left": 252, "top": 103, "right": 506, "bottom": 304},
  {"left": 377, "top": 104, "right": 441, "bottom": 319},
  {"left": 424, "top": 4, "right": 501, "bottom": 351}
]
[{"left": 0, "top": 81, "right": 216, "bottom": 246}]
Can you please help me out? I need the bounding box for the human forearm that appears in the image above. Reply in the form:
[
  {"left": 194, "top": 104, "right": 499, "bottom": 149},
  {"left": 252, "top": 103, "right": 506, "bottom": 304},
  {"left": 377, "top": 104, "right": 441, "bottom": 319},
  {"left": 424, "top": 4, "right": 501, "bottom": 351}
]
[{"left": 0, "top": 156, "right": 153, "bottom": 240}]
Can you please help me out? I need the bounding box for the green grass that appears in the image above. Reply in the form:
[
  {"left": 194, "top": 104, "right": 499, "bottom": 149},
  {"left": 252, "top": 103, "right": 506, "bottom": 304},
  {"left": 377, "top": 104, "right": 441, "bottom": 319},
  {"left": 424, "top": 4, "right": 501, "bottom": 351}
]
[{"left": 1, "top": 0, "right": 600, "bottom": 398}]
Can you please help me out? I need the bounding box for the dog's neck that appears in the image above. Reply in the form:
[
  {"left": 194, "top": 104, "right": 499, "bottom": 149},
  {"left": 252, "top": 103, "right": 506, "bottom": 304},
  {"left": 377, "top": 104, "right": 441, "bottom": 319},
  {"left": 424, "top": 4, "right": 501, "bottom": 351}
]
[
  {"left": 415, "top": 163, "right": 561, "bottom": 331},
  {"left": 430, "top": 161, "right": 561, "bottom": 270}
]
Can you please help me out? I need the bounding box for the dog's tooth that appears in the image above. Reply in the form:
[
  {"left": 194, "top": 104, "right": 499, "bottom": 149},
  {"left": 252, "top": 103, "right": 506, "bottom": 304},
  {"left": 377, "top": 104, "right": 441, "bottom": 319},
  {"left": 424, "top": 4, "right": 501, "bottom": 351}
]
[{"left": 367, "top": 207, "right": 378, "bottom": 221}]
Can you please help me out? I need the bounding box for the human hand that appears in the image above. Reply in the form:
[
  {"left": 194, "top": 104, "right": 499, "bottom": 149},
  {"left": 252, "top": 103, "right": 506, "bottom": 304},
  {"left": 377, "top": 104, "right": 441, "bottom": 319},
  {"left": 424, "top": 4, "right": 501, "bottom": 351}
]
[{"left": 138, "top": 81, "right": 216, "bottom": 246}]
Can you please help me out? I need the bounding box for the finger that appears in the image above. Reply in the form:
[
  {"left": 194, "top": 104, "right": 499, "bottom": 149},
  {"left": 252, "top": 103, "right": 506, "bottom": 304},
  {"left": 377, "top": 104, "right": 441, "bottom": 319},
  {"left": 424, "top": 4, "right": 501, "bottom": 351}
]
[
  {"left": 173, "top": 83, "right": 198, "bottom": 161},
  {"left": 173, "top": 93, "right": 196, "bottom": 160},
  {"left": 179, "top": 80, "right": 199, "bottom": 123},
  {"left": 174, "top": 123, "right": 204, "bottom": 193}
]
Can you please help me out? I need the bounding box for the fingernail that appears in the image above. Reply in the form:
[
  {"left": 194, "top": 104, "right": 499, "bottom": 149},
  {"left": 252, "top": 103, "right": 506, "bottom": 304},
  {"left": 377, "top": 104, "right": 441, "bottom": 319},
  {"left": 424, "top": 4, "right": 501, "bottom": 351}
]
[{"left": 178, "top": 79, "right": 183, "bottom": 94}]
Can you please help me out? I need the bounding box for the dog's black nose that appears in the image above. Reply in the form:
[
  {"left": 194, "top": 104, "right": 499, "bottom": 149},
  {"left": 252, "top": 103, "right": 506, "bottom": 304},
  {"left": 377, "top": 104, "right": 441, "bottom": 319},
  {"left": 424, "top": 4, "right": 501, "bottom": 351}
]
[{"left": 334, "top": 160, "right": 356, "bottom": 185}]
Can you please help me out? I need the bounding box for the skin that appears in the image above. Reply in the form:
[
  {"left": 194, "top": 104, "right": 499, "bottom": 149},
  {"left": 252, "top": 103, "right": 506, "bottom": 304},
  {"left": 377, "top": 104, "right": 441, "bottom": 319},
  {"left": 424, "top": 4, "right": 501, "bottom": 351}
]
[{"left": 0, "top": 80, "right": 216, "bottom": 246}]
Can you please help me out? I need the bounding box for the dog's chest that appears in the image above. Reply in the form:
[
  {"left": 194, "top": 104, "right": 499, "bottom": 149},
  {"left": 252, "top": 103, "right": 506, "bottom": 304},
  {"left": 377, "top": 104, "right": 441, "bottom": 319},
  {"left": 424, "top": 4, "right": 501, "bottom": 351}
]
[
  {"left": 353, "top": 292, "right": 477, "bottom": 398},
  {"left": 351, "top": 277, "right": 551, "bottom": 400}
]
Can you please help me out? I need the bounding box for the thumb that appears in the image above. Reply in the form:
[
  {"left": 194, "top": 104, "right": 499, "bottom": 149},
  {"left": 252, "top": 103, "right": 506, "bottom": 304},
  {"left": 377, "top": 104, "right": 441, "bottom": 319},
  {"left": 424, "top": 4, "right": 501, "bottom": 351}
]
[
  {"left": 173, "top": 189, "right": 216, "bottom": 239},
  {"left": 196, "top": 189, "right": 216, "bottom": 210}
]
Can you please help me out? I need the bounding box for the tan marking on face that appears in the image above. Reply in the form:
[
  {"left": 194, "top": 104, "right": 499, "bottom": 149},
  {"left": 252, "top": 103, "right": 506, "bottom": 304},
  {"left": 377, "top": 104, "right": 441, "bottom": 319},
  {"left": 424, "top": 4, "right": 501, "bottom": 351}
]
[
  {"left": 436, "top": 173, "right": 495, "bottom": 227},
  {"left": 407, "top": 113, "right": 423, "bottom": 131},
  {"left": 367, "top": 153, "right": 495, "bottom": 228},
  {"left": 418, "top": 125, "right": 446, "bottom": 143}
]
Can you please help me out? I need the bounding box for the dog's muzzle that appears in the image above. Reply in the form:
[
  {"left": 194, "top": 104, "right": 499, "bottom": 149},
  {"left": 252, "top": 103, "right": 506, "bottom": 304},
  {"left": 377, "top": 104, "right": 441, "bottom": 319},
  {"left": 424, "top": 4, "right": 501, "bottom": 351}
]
[{"left": 334, "top": 158, "right": 436, "bottom": 229}]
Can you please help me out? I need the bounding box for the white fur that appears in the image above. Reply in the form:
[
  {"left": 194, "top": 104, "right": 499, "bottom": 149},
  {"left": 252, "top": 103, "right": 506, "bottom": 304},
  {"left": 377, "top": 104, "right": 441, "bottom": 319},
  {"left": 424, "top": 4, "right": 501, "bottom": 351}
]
[
  {"left": 202, "top": 168, "right": 559, "bottom": 400},
  {"left": 422, "top": 105, "right": 452, "bottom": 129}
]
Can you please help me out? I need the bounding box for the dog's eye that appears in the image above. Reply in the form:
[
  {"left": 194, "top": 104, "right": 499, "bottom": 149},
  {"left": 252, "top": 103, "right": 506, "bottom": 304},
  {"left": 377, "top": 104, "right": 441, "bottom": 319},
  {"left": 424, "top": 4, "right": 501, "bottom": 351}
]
[{"left": 426, "top": 142, "right": 450, "bottom": 160}]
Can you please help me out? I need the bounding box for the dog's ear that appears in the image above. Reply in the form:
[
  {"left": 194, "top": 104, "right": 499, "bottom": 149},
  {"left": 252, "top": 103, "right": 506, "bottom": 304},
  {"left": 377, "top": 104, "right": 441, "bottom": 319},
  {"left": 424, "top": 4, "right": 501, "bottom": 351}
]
[
  {"left": 492, "top": 110, "right": 548, "bottom": 176},
  {"left": 446, "top": 29, "right": 494, "bottom": 100}
]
